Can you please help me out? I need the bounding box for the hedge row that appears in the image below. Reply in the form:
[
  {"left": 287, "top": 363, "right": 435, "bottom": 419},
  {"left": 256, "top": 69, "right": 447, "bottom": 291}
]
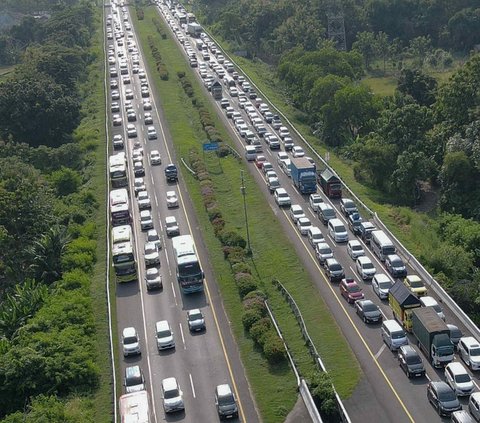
[
  {"left": 135, "top": 6, "right": 144, "bottom": 21},
  {"left": 188, "top": 149, "right": 285, "bottom": 365},
  {"left": 147, "top": 35, "right": 169, "bottom": 80},
  {"left": 177, "top": 72, "right": 225, "bottom": 144},
  {"left": 151, "top": 17, "right": 168, "bottom": 39}
]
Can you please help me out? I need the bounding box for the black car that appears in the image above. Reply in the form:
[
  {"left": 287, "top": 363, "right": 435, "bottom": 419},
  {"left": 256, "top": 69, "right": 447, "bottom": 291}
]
[
  {"left": 385, "top": 254, "right": 407, "bottom": 278},
  {"left": 340, "top": 198, "right": 358, "bottom": 217},
  {"left": 348, "top": 212, "right": 363, "bottom": 235},
  {"left": 355, "top": 300, "right": 382, "bottom": 323},
  {"left": 324, "top": 258, "right": 345, "bottom": 283},
  {"left": 398, "top": 345, "right": 425, "bottom": 378},
  {"left": 358, "top": 221, "right": 376, "bottom": 244},
  {"left": 427, "top": 381, "right": 461, "bottom": 417}
]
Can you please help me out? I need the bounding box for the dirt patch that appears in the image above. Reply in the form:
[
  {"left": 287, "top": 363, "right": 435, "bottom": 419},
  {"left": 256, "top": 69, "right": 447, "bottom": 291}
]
[{"left": 414, "top": 181, "right": 439, "bottom": 213}]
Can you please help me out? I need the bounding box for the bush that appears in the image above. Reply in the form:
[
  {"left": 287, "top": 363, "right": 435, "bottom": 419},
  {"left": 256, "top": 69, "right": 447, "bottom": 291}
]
[
  {"left": 242, "top": 295, "right": 267, "bottom": 315},
  {"left": 310, "top": 371, "right": 339, "bottom": 420},
  {"left": 242, "top": 308, "right": 262, "bottom": 331},
  {"left": 263, "top": 332, "right": 286, "bottom": 364},
  {"left": 243, "top": 290, "right": 267, "bottom": 301},
  {"left": 236, "top": 273, "right": 258, "bottom": 298},
  {"left": 249, "top": 317, "right": 272, "bottom": 346},
  {"left": 224, "top": 247, "right": 246, "bottom": 265},
  {"left": 211, "top": 217, "right": 226, "bottom": 235},
  {"left": 217, "top": 144, "right": 230, "bottom": 157},
  {"left": 207, "top": 207, "right": 222, "bottom": 222},
  {"left": 219, "top": 231, "right": 247, "bottom": 248},
  {"left": 232, "top": 262, "right": 252, "bottom": 274}
]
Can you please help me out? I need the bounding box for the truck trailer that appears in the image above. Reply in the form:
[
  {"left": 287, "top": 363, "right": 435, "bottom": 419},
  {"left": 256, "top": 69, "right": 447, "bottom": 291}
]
[
  {"left": 291, "top": 157, "right": 317, "bottom": 194},
  {"left": 187, "top": 22, "right": 202, "bottom": 38},
  {"left": 411, "top": 307, "right": 454, "bottom": 368},
  {"left": 317, "top": 168, "right": 342, "bottom": 198}
]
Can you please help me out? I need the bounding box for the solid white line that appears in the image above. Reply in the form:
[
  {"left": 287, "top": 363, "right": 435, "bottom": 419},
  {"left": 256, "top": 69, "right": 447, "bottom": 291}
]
[
  {"left": 154, "top": 194, "right": 158, "bottom": 207},
  {"left": 189, "top": 373, "right": 196, "bottom": 398},
  {"left": 375, "top": 343, "right": 387, "bottom": 359},
  {"left": 179, "top": 322, "right": 186, "bottom": 350}
]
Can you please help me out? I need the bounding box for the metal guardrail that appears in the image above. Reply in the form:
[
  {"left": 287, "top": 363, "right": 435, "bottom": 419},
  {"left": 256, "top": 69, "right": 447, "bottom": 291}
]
[
  {"left": 205, "top": 29, "right": 480, "bottom": 341},
  {"left": 273, "top": 279, "right": 352, "bottom": 423},
  {"left": 180, "top": 157, "right": 196, "bottom": 175}
]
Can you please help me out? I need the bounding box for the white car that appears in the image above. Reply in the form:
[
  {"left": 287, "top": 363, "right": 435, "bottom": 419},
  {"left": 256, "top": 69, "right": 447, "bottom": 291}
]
[
  {"left": 134, "top": 178, "right": 146, "bottom": 195},
  {"left": 150, "top": 150, "right": 161, "bottom": 165},
  {"left": 356, "top": 256, "right": 376, "bottom": 280},
  {"left": 166, "top": 191, "right": 179, "bottom": 208},
  {"left": 307, "top": 226, "right": 324, "bottom": 247},
  {"left": 309, "top": 193, "right": 323, "bottom": 212},
  {"left": 112, "top": 114, "right": 122, "bottom": 126},
  {"left": 137, "top": 191, "right": 151, "bottom": 210},
  {"left": 140, "top": 210, "right": 153, "bottom": 231},
  {"left": 147, "top": 229, "right": 162, "bottom": 250},
  {"left": 127, "top": 124, "right": 137, "bottom": 138},
  {"left": 347, "top": 240, "right": 365, "bottom": 260},
  {"left": 297, "top": 217, "right": 312, "bottom": 235},
  {"left": 289, "top": 204, "right": 305, "bottom": 223},
  {"left": 277, "top": 151, "right": 289, "bottom": 166},
  {"left": 122, "top": 327, "right": 141, "bottom": 356},
  {"left": 125, "top": 88, "right": 134, "bottom": 99},
  {"left": 165, "top": 216, "right": 179, "bottom": 237},
  {"left": 161, "top": 377, "right": 184, "bottom": 413},
  {"left": 147, "top": 126, "right": 157, "bottom": 140},
  {"left": 143, "top": 100, "right": 152, "bottom": 110},
  {"left": 274, "top": 188, "right": 291, "bottom": 207},
  {"left": 144, "top": 242, "right": 160, "bottom": 266},
  {"left": 292, "top": 146, "right": 305, "bottom": 157}
]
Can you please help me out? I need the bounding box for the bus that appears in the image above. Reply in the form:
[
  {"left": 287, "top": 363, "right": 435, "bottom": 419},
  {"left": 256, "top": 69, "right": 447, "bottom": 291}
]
[
  {"left": 119, "top": 390, "right": 150, "bottom": 423},
  {"left": 112, "top": 225, "right": 136, "bottom": 282},
  {"left": 110, "top": 188, "right": 130, "bottom": 226},
  {"left": 172, "top": 235, "right": 204, "bottom": 294},
  {"left": 109, "top": 153, "right": 128, "bottom": 188}
]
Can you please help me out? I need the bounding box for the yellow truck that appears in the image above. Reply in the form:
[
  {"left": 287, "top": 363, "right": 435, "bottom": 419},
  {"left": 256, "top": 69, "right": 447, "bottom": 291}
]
[{"left": 389, "top": 282, "right": 421, "bottom": 332}]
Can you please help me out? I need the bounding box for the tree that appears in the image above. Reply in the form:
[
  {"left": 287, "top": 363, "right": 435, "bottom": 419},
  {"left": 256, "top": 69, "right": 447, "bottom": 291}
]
[
  {"left": 408, "top": 36, "right": 432, "bottom": 67},
  {"left": 375, "top": 31, "right": 390, "bottom": 74},
  {"left": 352, "top": 31, "right": 376, "bottom": 69},
  {"left": 448, "top": 8, "right": 480, "bottom": 52},
  {"left": 397, "top": 68, "right": 438, "bottom": 106},
  {"left": 307, "top": 75, "right": 349, "bottom": 116},
  {"left": 49, "top": 167, "right": 82, "bottom": 197}
]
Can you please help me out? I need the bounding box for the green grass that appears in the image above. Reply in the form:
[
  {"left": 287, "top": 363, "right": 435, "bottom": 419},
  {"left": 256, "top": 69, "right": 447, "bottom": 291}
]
[
  {"left": 0, "top": 65, "right": 15, "bottom": 81},
  {"left": 132, "top": 6, "right": 361, "bottom": 421},
  {"left": 362, "top": 75, "right": 399, "bottom": 96}
]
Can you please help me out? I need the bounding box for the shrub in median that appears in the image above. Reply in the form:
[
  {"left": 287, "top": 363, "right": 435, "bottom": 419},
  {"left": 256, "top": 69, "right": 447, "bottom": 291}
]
[
  {"left": 250, "top": 317, "right": 272, "bottom": 346},
  {"left": 219, "top": 230, "right": 247, "bottom": 248},
  {"left": 232, "top": 262, "right": 252, "bottom": 275},
  {"left": 242, "top": 308, "right": 262, "bottom": 331},
  {"left": 235, "top": 273, "right": 258, "bottom": 298},
  {"left": 309, "top": 371, "right": 340, "bottom": 421},
  {"left": 263, "top": 332, "right": 286, "bottom": 364}
]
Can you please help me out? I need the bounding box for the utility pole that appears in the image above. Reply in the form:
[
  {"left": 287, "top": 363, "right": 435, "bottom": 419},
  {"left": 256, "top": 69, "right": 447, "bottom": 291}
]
[{"left": 240, "top": 170, "right": 252, "bottom": 255}]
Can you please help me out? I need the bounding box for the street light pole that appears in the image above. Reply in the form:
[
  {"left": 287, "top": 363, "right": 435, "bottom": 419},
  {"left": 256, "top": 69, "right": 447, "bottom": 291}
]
[{"left": 240, "top": 170, "right": 252, "bottom": 255}]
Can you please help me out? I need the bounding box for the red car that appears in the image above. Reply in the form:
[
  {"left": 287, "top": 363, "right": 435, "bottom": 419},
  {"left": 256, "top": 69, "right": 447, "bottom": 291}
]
[
  {"left": 255, "top": 155, "right": 266, "bottom": 169},
  {"left": 340, "top": 278, "right": 364, "bottom": 303}
]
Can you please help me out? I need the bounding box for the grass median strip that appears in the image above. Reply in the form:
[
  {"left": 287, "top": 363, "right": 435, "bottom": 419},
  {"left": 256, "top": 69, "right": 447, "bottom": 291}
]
[{"left": 132, "top": 6, "right": 361, "bottom": 420}]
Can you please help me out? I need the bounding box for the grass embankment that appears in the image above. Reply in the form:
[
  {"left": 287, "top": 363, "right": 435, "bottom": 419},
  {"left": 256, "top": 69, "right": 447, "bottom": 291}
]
[
  {"left": 132, "top": 6, "right": 361, "bottom": 421},
  {"left": 0, "top": 65, "right": 15, "bottom": 81}
]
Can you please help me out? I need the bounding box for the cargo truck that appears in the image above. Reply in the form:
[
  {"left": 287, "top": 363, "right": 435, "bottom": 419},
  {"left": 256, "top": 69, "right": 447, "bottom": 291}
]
[
  {"left": 187, "top": 22, "right": 202, "bottom": 38},
  {"left": 291, "top": 157, "right": 317, "bottom": 194},
  {"left": 318, "top": 168, "right": 342, "bottom": 198},
  {"left": 389, "top": 282, "right": 421, "bottom": 332},
  {"left": 411, "top": 307, "right": 454, "bottom": 368}
]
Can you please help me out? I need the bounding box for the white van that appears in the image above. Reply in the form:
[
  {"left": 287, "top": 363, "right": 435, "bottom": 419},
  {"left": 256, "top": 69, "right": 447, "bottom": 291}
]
[
  {"left": 371, "top": 230, "right": 396, "bottom": 261},
  {"left": 381, "top": 319, "right": 408, "bottom": 351},
  {"left": 458, "top": 337, "right": 480, "bottom": 370},
  {"left": 245, "top": 145, "right": 256, "bottom": 161},
  {"left": 327, "top": 218, "right": 348, "bottom": 243}
]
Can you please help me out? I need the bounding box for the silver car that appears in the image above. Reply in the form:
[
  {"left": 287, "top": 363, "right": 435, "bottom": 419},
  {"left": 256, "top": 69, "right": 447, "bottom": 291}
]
[{"left": 187, "top": 309, "right": 205, "bottom": 332}]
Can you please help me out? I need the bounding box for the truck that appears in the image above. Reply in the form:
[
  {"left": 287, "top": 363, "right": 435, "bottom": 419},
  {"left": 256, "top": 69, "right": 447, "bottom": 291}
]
[
  {"left": 317, "top": 168, "right": 342, "bottom": 198},
  {"left": 411, "top": 307, "right": 454, "bottom": 368},
  {"left": 187, "top": 22, "right": 202, "bottom": 38},
  {"left": 164, "top": 163, "right": 178, "bottom": 182},
  {"left": 291, "top": 157, "right": 317, "bottom": 194},
  {"left": 389, "top": 281, "right": 421, "bottom": 332}
]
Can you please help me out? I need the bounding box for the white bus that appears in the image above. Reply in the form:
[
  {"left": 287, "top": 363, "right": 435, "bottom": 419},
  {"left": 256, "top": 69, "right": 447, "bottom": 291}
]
[
  {"left": 371, "top": 230, "right": 396, "bottom": 261},
  {"left": 172, "top": 235, "right": 204, "bottom": 294},
  {"left": 119, "top": 390, "right": 150, "bottom": 423},
  {"left": 112, "top": 225, "right": 132, "bottom": 245},
  {"left": 110, "top": 188, "right": 130, "bottom": 226},
  {"left": 109, "top": 153, "right": 128, "bottom": 188}
]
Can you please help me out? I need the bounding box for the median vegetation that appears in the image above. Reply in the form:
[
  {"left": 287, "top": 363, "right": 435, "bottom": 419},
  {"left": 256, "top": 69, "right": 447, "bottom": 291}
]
[
  {"left": 132, "top": 6, "right": 360, "bottom": 422},
  {"left": 0, "top": 2, "right": 109, "bottom": 422}
]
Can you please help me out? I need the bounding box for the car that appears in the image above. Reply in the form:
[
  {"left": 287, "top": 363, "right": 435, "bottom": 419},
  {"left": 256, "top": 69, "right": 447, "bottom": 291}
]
[
  {"left": 267, "top": 177, "right": 280, "bottom": 193},
  {"left": 111, "top": 90, "right": 120, "bottom": 100},
  {"left": 359, "top": 221, "right": 376, "bottom": 244},
  {"left": 127, "top": 124, "right": 137, "bottom": 138},
  {"left": 347, "top": 212, "right": 363, "bottom": 235},
  {"left": 292, "top": 145, "right": 305, "bottom": 157},
  {"left": 297, "top": 217, "right": 312, "bottom": 235},
  {"left": 385, "top": 254, "right": 407, "bottom": 278},
  {"left": 141, "top": 88, "right": 150, "bottom": 98},
  {"left": 122, "top": 327, "right": 141, "bottom": 356},
  {"left": 229, "top": 86, "right": 238, "bottom": 97},
  {"left": 149, "top": 150, "right": 161, "bottom": 165},
  {"left": 447, "top": 324, "right": 463, "bottom": 350},
  {"left": 225, "top": 106, "right": 235, "bottom": 118},
  {"left": 346, "top": 240, "right": 365, "bottom": 260},
  {"left": 111, "top": 101, "right": 120, "bottom": 112},
  {"left": 187, "top": 309, "right": 205, "bottom": 332},
  {"left": 133, "top": 160, "right": 145, "bottom": 177},
  {"left": 274, "top": 188, "right": 291, "bottom": 207},
  {"left": 289, "top": 205, "right": 305, "bottom": 223},
  {"left": 355, "top": 299, "right": 382, "bottom": 323},
  {"left": 398, "top": 345, "right": 425, "bottom": 378},
  {"left": 215, "top": 383, "right": 238, "bottom": 420},
  {"left": 147, "top": 229, "right": 162, "bottom": 250},
  {"left": 324, "top": 258, "right": 344, "bottom": 282},
  {"left": 165, "top": 216, "right": 179, "bottom": 237},
  {"left": 112, "top": 114, "right": 122, "bottom": 126},
  {"left": 356, "top": 256, "right": 376, "bottom": 280},
  {"left": 144, "top": 242, "right": 160, "bottom": 266},
  {"left": 126, "top": 110, "right": 136, "bottom": 122},
  {"left": 132, "top": 169, "right": 144, "bottom": 186},
  {"left": 124, "top": 365, "right": 145, "bottom": 393},
  {"left": 143, "top": 100, "right": 152, "bottom": 110},
  {"left": 166, "top": 190, "right": 179, "bottom": 208},
  {"left": 458, "top": 337, "right": 480, "bottom": 371},
  {"left": 307, "top": 226, "right": 324, "bottom": 247},
  {"left": 113, "top": 134, "right": 124, "bottom": 149},
  {"left": 340, "top": 278, "right": 364, "bottom": 303},
  {"left": 315, "top": 243, "right": 334, "bottom": 265},
  {"left": 403, "top": 275, "right": 427, "bottom": 297},
  {"left": 469, "top": 392, "right": 480, "bottom": 421},
  {"left": 279, "top": 126, "right": 290, "bottom": 139},
  {"left": 309, "top": 193, "right": 323, "bottom": 212},
  {"left": 340, "top": 198, "right": 358, "bottom": 216},
  {"left": 420, "top": 296, "right": 445, "bottom": 320},
  {"left": 262, "top": 162, "right": 274, "bottom": 175},
  {"left": 277, "top": 151, "right": 289, "bottom": 166},
  {"left": 140, "top": 210, "right": 153, "bottom": 231},
  {"left": 155, "top": 320, "right": 175, "bottom": 350},
  {"left": 125, "top": 88, "right": 134, "bottom": 100},
  {"left": 122, "top": 75, "right": 131, "bottom": 84},
  {"left": 445, "top": 362, "right": 474, "bottom": 396},
  {"left": 137, "top": 191, "right": 151, "bottom": 210},
  {"left": 147, "top": 126, "right": 157, "bottom": 140},
  {"left": 145, "top": 267, "right": 162, "bottom": 291},
  {"left": 254, "top": 155, "right": 266, "bottom": 169},
  {"left": 132, "top": 150, "right": 143, "bottom": 163},
  {"left": 220, "top": 98, "right": 229, "bottom": 108},
  {"left": 161, "top": 377, "right": 184, "bottom": 413},
  {"left": 451, "top": 410, "right": 476, "bottom": 423},
  {"left": 144, "top": 112, "right": 153, "bottom": 125},
  {"left": 427, "top": 381, "right": 461, "bottom": 417},
  {"left": 372, "top": 273, "right": 393, "bottom": 300}
]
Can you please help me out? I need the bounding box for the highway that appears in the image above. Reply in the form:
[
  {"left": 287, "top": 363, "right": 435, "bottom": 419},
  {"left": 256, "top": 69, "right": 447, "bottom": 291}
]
[
  {"left": 105, "top": 2, "right": 260, "bottom": 422},
  {"left": 154, "top": 2, "right": 480, "bottom": 422}
]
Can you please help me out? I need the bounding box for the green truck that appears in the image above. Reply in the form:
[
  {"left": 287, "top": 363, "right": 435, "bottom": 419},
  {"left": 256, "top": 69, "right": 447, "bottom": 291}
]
[{"left": 411, "top": 307, "right": 454, "bottom": 368}]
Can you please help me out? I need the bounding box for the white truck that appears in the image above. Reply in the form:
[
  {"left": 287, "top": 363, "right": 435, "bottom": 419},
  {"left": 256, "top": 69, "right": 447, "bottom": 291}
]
[{"left": 187, "top": 22, "right": 202, "bottom": 38}]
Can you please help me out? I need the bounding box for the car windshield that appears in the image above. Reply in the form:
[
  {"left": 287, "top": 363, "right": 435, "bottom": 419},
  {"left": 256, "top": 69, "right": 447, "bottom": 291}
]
[
  {"left": 455, "top": 374, "right": 471, "bottom": 383},
  {"left": 164, "top": 388, "right": 179, "bottom": 399},
  {"left": 363, "top": 263, "right": 375, "bottom": 270},
  {"left": 379, "top": 281, "right": 392, "bottom": 289},
  {"left": 124, "top": 336, "right": 137, "bottom": 344},
  {"left": 470, "top": 348, "right": 480, "bottom": 356},
  {"left": 410, "top": 280, "right": 424, "bottom": 288},
  {"left": 330, "top": 264, "right": 342, "bottom": 271},
  {"left": 157, "top": 330, "right": 171, "bottom": 338},
  {"left": 300, "top": 221, "right": 310, "bottom": 227},
  {"left": 392, "top": 259, "right": 403, "bottom": 267},
  {"left": 353, "top": 245, "right": 363, "bottom": 251},
  {"left": 189, "top": 312, "right": 202, "bottom": 321},
  {"left": 438, "top": 388, "right": 456, "bottom": 402},
  {"left": 363, "top": 303, "right": 377, "bottom": 312},
  {"left": 391, "top": 331, "right": 405, "bottom": 340},
  {"left": 319, "top": 248, "right": 331, "bottom": 254},
  {"left": 406, "top": 354, "right": 422, "bottom": 365},
  {"left": 348, "top": 284, "right": 361, "bottom": 293},
  {"left": 294, "top": 210, "right": 303, "bottom": 216},
  {"left": 218, "top": 394, "right": 235, "bottom": 406}
]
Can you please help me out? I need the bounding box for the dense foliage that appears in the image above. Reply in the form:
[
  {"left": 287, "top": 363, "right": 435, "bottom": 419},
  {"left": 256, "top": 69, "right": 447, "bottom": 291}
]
[{"left": 0, "top": 1, "right": 104, "bottom": 421}]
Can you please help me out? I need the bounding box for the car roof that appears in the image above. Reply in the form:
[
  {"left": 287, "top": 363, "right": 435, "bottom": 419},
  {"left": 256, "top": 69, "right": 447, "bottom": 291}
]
[
  {"left": 162, "top": 377, "right": 178, "bottom": 390},
  {"left": 357, "top": 256, "right": 371, "bottom": 264},
  {"left": 446, "top": 361, "right": 467, "bottom": 374},
  {"left": 399, "top": 345, "right": 417, "bottom": 356},
  {"left": 123, "top": 327, "right": 136, "bottom": 337},
  {"left": 216, "top": 383, "right": 233, "bottom": 396}
]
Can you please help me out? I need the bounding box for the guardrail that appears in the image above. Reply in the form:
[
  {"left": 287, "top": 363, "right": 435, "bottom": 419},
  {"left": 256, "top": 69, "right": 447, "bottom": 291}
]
[
  {"left": 273, "top": 279, "right": 352, "bottom": 423},
  {"left": 180, "top": 157, "right": 196, "bottom": 176},
  {"left": 205, "top": 29, "right": 480, "bottom": 341}
]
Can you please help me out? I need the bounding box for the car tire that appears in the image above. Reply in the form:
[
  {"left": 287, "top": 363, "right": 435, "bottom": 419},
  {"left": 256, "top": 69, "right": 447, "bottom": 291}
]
[{"left": 363, "top": 316, "right": 367, "bottom": 323}]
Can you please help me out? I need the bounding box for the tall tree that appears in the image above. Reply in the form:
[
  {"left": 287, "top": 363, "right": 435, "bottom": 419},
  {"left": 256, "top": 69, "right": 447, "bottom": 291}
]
[
  {"left": 352, "top": 31, "right": 376, "bottom": 69},
  {"left": 397, "top": 68, "right": 438, "bottom": 106}
]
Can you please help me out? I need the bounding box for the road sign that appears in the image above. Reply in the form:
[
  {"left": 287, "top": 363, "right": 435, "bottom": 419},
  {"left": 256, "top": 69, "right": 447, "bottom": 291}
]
[{"left": 203, "top": 142, "right": 219, "bottom": 151}]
